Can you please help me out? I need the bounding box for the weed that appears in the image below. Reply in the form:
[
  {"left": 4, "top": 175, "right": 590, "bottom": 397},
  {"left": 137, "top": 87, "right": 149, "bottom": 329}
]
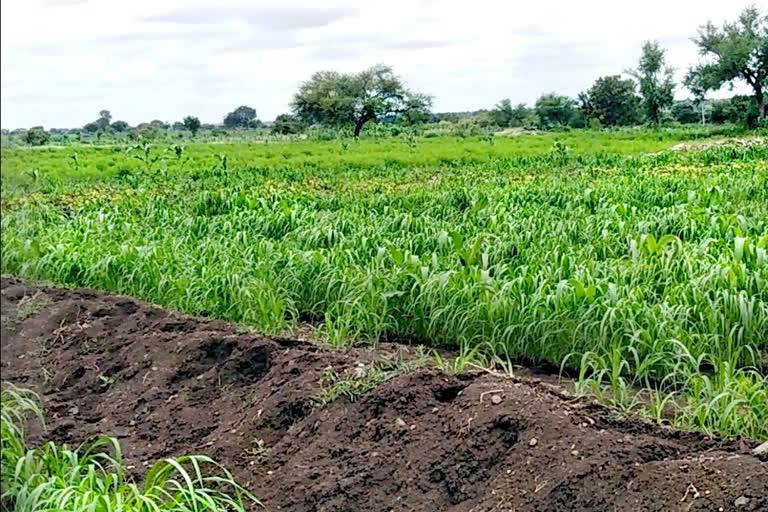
[
  {"left": 0, "top": 383, "right": 260, "bottom": 511},
  {"left": 0, "top": 292, "right": 50, "bottom": 330}
]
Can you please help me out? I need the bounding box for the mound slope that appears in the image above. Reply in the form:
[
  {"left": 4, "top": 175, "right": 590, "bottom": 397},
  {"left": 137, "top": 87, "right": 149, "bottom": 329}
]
[{"left": 1, "top": 277, "right": 765, "bottom": 511}]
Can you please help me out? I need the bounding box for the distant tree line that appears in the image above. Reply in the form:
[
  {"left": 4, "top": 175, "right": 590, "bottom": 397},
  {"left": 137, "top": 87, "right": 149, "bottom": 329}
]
[{"left": 5, "top": 5, "right": 765, "bottom": 146}]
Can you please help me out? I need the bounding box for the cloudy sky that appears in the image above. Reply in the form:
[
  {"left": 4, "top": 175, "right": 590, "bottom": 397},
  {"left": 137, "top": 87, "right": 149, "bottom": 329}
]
[{"left": 0, "top": 0, "right": 755, "bottom": 129}]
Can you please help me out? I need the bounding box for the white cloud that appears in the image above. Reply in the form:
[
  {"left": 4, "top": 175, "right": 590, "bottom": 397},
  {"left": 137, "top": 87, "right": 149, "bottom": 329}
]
[{"left": 0, "top": 0, "right": 756, "bottom": 128}]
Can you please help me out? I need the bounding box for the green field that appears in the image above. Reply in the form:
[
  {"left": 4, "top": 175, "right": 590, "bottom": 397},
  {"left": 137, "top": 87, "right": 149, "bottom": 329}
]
[{"left": 2, "top": 128, "right": 767, "bottom": 439}]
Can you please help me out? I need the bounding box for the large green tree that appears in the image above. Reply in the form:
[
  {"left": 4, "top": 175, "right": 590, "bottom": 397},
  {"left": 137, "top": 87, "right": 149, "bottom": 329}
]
[
  {"left": 534, "top": 93, "right": 576, "bottom": 128},
  {"left": 223, "top": 106, "right": 259, "bottom": 128},
  {"left": 686, "top": 6, "right": 768, "bottom": 120},
  {"left": 292, "top": 64, "right": 432, "bottom": 136},
  {"left": 628, "top": 41, "right": 675, "bottom": 124},
  {"left": 581, "top": 75, "right": 640, "bottom": 126},
  {"left": 491, "top": 99, "right": 532, "bottom": 127},
  {"left": 96, "top": 110, "right": 112, "bottom": 131},
  {"left": 183, "top": 115, "right": 201, "bottom": 135}
]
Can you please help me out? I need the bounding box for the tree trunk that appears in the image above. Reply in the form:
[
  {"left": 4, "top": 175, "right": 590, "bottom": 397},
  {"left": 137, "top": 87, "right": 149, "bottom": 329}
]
[
  {"left": 756, "top": 87, "right": 765, "bottom": 121},
  {"left": 353, "top": 119, "right": 366, "bottom": 137}
]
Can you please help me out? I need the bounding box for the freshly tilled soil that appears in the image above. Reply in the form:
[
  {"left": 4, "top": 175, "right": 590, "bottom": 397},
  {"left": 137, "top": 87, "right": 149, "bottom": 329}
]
[{"left": 1, "top": 277, "right": 765, "bottom": 511}]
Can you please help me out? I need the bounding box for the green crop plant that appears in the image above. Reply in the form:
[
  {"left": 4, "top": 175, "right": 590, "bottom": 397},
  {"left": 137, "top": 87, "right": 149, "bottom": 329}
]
[
  {"left": 0, "top": 383, "right": 259, "bottom": 511},
  {"left": 1, "top": 128, "right": 767, "bottom": 439}
]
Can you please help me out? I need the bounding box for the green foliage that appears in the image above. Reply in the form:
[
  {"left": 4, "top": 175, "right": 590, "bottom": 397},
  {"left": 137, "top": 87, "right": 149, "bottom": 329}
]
[
  {"left": 687, "top": 6, "right": 768, "bottom": 119},
  {"left": 272, "top": 114, "right": 306, "bottom": 135},
  {"left": 711, "top": 95, "right": 760, "bottom": 126},
  {"left": 534, "top": 93, "right": 577, "bottom": 128},
  {"left": 581, "top": 75, "right": 641, "bottom": 127},
  {"left": 224, "top": 106, "right": 259, "bottom": 129},
  {"left": 1, "top": 129, "right": 766, "bottom": 439},
  {"left": 629, "top": 41, "right": 676, "bottom": 124},
  {"left": 671, "top": 100, "right": 702, "bottom": 124},
  {"left": 0, "top": 383, "right": 259, "bottom": 511},
  {"left": 97, "top": 110, "right": 112, "bottom": 131},
  {"left": 111, "top": 120, "right": 130, "bottom": 133},
  {"left": 182, "top": 115, "right": 201, "bottom": 136},
  {"left": 24, "top": 127, "right": 49, "bottom": 146},
  {"left": 292, "top": 64, "right": 432, "bottom": 136},
  {"left": 491, "top": 99, "right": 533, "bottom": 128}
]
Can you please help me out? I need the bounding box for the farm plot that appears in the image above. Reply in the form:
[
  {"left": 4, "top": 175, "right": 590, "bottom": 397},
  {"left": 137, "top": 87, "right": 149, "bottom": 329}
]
[
  {"left": 2, "top": 277, "right": 766, "bottom": 511},
  {"left": 1, "top": 133, "right": 767, "bottom": 441}
]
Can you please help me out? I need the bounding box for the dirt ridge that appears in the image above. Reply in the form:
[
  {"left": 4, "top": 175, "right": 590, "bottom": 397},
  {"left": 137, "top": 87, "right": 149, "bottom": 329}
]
[{"left": 1, "top": 277, "right": 765, "bottom": 511}]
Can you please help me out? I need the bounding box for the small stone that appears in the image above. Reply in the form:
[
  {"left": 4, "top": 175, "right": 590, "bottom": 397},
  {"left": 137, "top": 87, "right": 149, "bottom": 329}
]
[
  {"left": 753, "top": 441, "right": 768, "bottom": 456},
  {"left": 371, "top": 452, "right": 379, "bottom": 457},
  {"left": 395, "top": 417, "right": 407, "bottom": 428},
  {"left": 230, "top": 429, "right": 237, "bottom": 434},
  {"left": 267, "top": 470, "right": 273, "bottom": 475},
  {"left": 571, "top": 450, "right": 580, "bottom": 457},
  {"left": 68, "top": 406, "right": 79, "bottom": 416},
  {"left": 410, "top": 424, "right": 416, "bottom": 430},
  {"left": 431, "top": 407, "right": 439, "bottom": 413},
  {"left": 129, "top": 420, "right": 136, "bottom": 426},
  {"left": 490, "top": 394, "right": 502, "bottom": 405},
  {"left": 151, "top": 366, "right": 157, "bottom": 371},
  {"left": 735, "top": 496, "right": 750, "bottom": 507},
  {"left": 529, "top": 438, "right": 538, "bottom": 447}
]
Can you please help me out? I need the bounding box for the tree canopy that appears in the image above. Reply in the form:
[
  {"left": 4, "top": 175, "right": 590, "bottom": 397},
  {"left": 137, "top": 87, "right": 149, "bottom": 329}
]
[
  {"left": 581, "top": 75, "right": 640, "bottom": 126},
  {"left": 628, "top": 41, "right": 675, "bottom": 124},
  {"left": 183, "top": 115, "right": 201, "bottom": 135},
  {"left": 686, "top": 6, "right": 768, "bottom": 119},
  {"left": 224, "top": 106, "right": 259, "bottom": 128},
  {"left": 534, "top": 93, "right": 576, "bottom": 127},
  {"left": 491, "top": 99, "right": 532, "bottom": 128},
  {"left": 292, "top": 64, "right": 432, "bottom": 136},
  {"left": 272, "top": 114, "right": 306, "bottom": 135}
]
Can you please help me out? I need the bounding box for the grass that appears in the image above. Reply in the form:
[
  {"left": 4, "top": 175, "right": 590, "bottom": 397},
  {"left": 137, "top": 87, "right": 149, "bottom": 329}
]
[
  {"left": 0, "top": 383, "right": 259, "bottom": 511},
  {"left": 312, "top": 352, "right": 429, "bottom": 407},
  {"left": 1, "top": 128, "right": 767, "bottom": 439},
  {"left": 0, "top": 292, "right": 50, "bottom": 330}
]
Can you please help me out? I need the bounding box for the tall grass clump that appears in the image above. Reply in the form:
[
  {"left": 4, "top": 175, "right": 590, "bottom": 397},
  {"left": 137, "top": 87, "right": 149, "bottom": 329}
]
[{"left": 0, "top": 383, "right": 258, "bottom": 511}]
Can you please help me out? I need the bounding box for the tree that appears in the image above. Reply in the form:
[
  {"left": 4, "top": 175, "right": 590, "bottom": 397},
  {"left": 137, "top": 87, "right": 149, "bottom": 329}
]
[
  {"left": 272, "top": 114, "right": 306, "bottom": 135},
  {"left": 628, "top": 41, "right": 675, "bottom": 124},
  {"left": 581, "top": 75, "right": 641, "bottom": 126},
  {"left": 292, "top": 64, "right": 432, "bottom": 136},
  {"left": 683, "top": 72, "right": 710, "bottom": 124},
  {"left": 111, "top": 120, "right": 130, "bottom": 132},
  {"left": 149, "top": 120, "right": 170, "bottom": 130},
  {"left": 183, "top": 115, "right": 201, "bottom": 135},
  {"left": 83, "top": 122, "right": 99, "bottom": 133},
  {"left": 223, "top": 106, "right": 259, "bottom": 128},
  {"left": 671, "top": 100, "right": 701, "bottom": 124},
  {"left": 491, "top": 99, "right": 532, "bottom": 127},
  {"left": 24, "top": 126, "right": 49, "bottom": 146},
  {"left": 534, "top": 93, "right": 576, "bottom": 128},
  {"left": 96, "top": 110, "right": 112, "bottom": 131},
  {"left": 686, "top": 6, "right": 768, "bottom": 120}
]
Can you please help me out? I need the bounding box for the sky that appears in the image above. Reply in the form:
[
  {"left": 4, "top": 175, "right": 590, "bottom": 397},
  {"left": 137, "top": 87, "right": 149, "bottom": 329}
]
[{"left": 0, "top": 0, "right": 757, "bottom": 129}]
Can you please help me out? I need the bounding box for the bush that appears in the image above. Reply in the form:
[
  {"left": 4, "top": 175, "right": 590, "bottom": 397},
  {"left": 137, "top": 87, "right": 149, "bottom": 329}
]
[
  {"left": 24, "top": 127, "right": 49, "bottom": 146},
  {"left": 272, "top": 114, "right": 307, "bottom": 135}
]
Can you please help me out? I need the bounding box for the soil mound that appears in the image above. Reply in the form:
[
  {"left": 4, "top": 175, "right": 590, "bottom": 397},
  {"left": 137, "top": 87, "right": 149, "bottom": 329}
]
[{"left": 2, "top": 277, "right": 765, "bottom": 511}]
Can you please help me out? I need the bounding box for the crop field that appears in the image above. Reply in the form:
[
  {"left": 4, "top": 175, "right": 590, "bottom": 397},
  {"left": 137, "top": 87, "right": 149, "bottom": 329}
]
[{"left": 2, "top": 128, "right": 767, "bottom": 442}]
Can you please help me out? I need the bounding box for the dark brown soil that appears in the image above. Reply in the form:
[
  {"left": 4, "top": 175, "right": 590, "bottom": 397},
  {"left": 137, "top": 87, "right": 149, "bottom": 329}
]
[{"left": 1, "top": 277, "right": 765, "bottom": 512}]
